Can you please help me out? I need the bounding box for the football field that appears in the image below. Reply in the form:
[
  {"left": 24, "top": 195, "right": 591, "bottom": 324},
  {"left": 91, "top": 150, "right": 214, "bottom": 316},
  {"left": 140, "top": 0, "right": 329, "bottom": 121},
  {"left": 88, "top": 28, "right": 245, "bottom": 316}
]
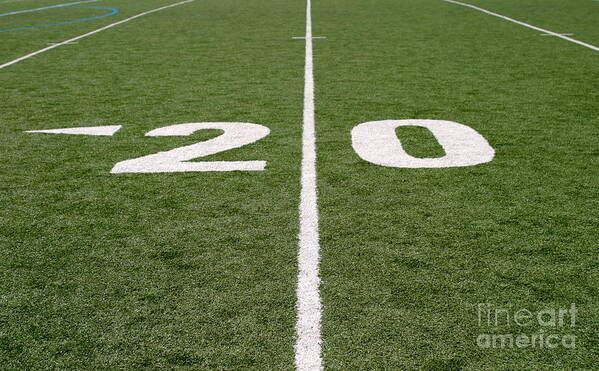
[{"left": 1, "top": 0, "right": 597, "bottom": 369}]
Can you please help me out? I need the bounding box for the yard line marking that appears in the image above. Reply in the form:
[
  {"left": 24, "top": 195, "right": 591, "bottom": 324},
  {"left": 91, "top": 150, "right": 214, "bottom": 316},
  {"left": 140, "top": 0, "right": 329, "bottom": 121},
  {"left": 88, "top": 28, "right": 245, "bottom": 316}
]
[
  {"left": 0, "top": 0, "right": 195, "bottom": 70},
  {"left": 295, "top": 0, "right": 323, "bottom": 369},
  {"left": 47, "top": 42, "right": 79, "bottom": 45},
  {"left": 292, "top": 36, "right": 326, "bottom": 39},
  {"left": 442, "top": 0, "right": 599, "bottom": 52},
  {"left": 0, "top": 0, "right": 101, "bottom": 17}
]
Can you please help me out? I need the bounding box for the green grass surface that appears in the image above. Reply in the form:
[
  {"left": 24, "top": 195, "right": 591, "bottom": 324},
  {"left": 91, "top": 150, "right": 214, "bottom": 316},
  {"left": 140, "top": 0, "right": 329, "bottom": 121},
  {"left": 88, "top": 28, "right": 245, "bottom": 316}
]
[{"left": 1, "top": 0, "right": 597, "bottom": 369}]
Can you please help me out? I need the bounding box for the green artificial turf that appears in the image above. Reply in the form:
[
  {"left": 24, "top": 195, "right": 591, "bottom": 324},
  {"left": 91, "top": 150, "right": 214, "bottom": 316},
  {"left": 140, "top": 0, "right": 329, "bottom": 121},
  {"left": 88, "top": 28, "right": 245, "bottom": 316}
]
[
  {"left": 315, "top": 0, "right": 598, "bottom": 368},
  {"left": 1, "top": 0, "right": 305, "bottom": 368},
  {"left": 1, "top": 0, "right": 597, "bottom": 369}
]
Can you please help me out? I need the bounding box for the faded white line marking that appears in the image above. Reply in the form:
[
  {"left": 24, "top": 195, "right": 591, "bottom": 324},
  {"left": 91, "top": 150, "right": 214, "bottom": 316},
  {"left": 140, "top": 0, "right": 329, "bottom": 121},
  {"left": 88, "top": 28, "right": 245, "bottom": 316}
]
[
  {"left": 0, "top": 0, "right": 100, "bottom": 17},
  {"left": 295, "top": 0, "right": 323, "bottom": 369},
  {"left": 540, "top": 33, "right": 574, "bottom": 37},
  {"left": 442, "top": 0, "right": 599, "bottom": 52},
  {"left": 0, "top": 0, "right": 194, "bottom": 70}
]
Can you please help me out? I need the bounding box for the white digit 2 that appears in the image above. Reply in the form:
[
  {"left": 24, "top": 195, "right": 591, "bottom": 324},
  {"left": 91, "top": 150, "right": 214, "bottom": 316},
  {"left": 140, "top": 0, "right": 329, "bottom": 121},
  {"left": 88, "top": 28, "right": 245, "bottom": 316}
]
[
  {"left": 351, "top": 119, "right": 495, "bottom": 168},
  {"left": 111, "top": 122, "right": 270, "bottom": 173}
]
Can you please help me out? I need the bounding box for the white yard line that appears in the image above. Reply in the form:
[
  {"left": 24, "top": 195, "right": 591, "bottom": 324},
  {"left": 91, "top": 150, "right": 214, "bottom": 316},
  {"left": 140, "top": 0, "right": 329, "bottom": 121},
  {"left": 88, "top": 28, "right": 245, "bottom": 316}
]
[
  {"left": 0, "top": 0, "right": 101, "bottom": 17},
  {"left": 295, "top": 0, "right": 323, "bottom": 369},
  {"left": 0, "top": 0, "right": 195, "bottom": 70},
  {"left": 442, "top": 0, "right": 599, "bottom": 52},
  {"left": 292, "top": 36, "right": 326, "bottom": 39}
]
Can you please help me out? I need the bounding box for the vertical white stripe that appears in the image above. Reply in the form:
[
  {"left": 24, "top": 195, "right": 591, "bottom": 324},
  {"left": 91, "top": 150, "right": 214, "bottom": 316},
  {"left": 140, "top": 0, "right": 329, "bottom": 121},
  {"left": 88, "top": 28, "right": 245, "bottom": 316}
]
[
  {"left": 442, "top": 0, "right": 599, "bottom": 52},
  {"left": 295, "top": 0, "right": 323, "bottom": 370},
  {"left": 0, "top": 0, "right": 195, "bottom": 70}
]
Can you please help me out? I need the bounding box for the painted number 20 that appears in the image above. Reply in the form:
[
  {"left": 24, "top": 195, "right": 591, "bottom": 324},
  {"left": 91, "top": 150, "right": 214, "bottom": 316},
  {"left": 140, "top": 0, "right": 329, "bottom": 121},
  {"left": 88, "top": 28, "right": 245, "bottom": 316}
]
[{"left": 111, "top": 119, "right": 494, "bottom": 174}]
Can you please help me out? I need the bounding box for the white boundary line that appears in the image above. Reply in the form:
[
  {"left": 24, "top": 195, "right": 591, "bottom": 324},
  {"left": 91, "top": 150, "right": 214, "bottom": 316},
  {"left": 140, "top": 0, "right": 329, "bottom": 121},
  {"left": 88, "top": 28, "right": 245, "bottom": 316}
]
[
  {"left": 442, "top": 0, "right": 599, "bottom": 52},
  {"left": 0, "top": 0, "right": 100, "bottom": 17},
  {"left": 0, "top": 0, "right": 195, "bottom": 70},
  {"left": 295, "top": 0, "right": 323, "bottom": 369}
]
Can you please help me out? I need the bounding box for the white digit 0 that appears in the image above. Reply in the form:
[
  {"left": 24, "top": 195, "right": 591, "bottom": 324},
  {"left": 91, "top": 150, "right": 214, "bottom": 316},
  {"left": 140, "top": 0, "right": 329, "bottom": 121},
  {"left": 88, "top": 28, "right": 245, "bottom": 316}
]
[{"left": 351, "top": 119, "right": 494, "bottom": 168}]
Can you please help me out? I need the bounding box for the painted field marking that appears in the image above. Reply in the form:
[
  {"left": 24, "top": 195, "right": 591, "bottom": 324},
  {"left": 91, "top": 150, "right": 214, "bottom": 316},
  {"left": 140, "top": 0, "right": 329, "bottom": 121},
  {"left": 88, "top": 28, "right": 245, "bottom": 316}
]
[
  {"left": 111, "top": 123, "right": 270, "bottom": 173},
  {"left": 47, "top": 42, "right": 79, "bottom": 45},
  {"left": 442, "top": 0, "right": 599, "bottom": 52},
  {"left": 25, "top": 125, "right": 121, "bottom": 136},
  {"left": 295, "top": 0, "right": 323, "bottom": 369},
  {"left": 540, "top": 33, "right": 574, "bottom": 37},
  {"left": 292, "top": 36, "right": 326, "bottom": 40},
  {"left": 0, "top": 6, "right": 119, "bottom": 33},
  {"left": 0, "top": 0, "right": 195, "bottom": 70},
  {"left": 352, "top": 120, "right": 495, "bottom": 168},
  {"left": 0, "top": 0, "right": 100, "bottom": 16}
]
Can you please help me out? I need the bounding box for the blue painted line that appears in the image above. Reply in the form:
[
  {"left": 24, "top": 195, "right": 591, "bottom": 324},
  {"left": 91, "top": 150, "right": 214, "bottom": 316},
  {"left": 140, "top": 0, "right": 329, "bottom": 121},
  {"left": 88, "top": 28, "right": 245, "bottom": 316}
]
[
  {"left": 0, "top": 0, "right": 102, "bottom": 17},
  {"left": 0, "top": 6, "right": 118, "bottom": 33}
]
